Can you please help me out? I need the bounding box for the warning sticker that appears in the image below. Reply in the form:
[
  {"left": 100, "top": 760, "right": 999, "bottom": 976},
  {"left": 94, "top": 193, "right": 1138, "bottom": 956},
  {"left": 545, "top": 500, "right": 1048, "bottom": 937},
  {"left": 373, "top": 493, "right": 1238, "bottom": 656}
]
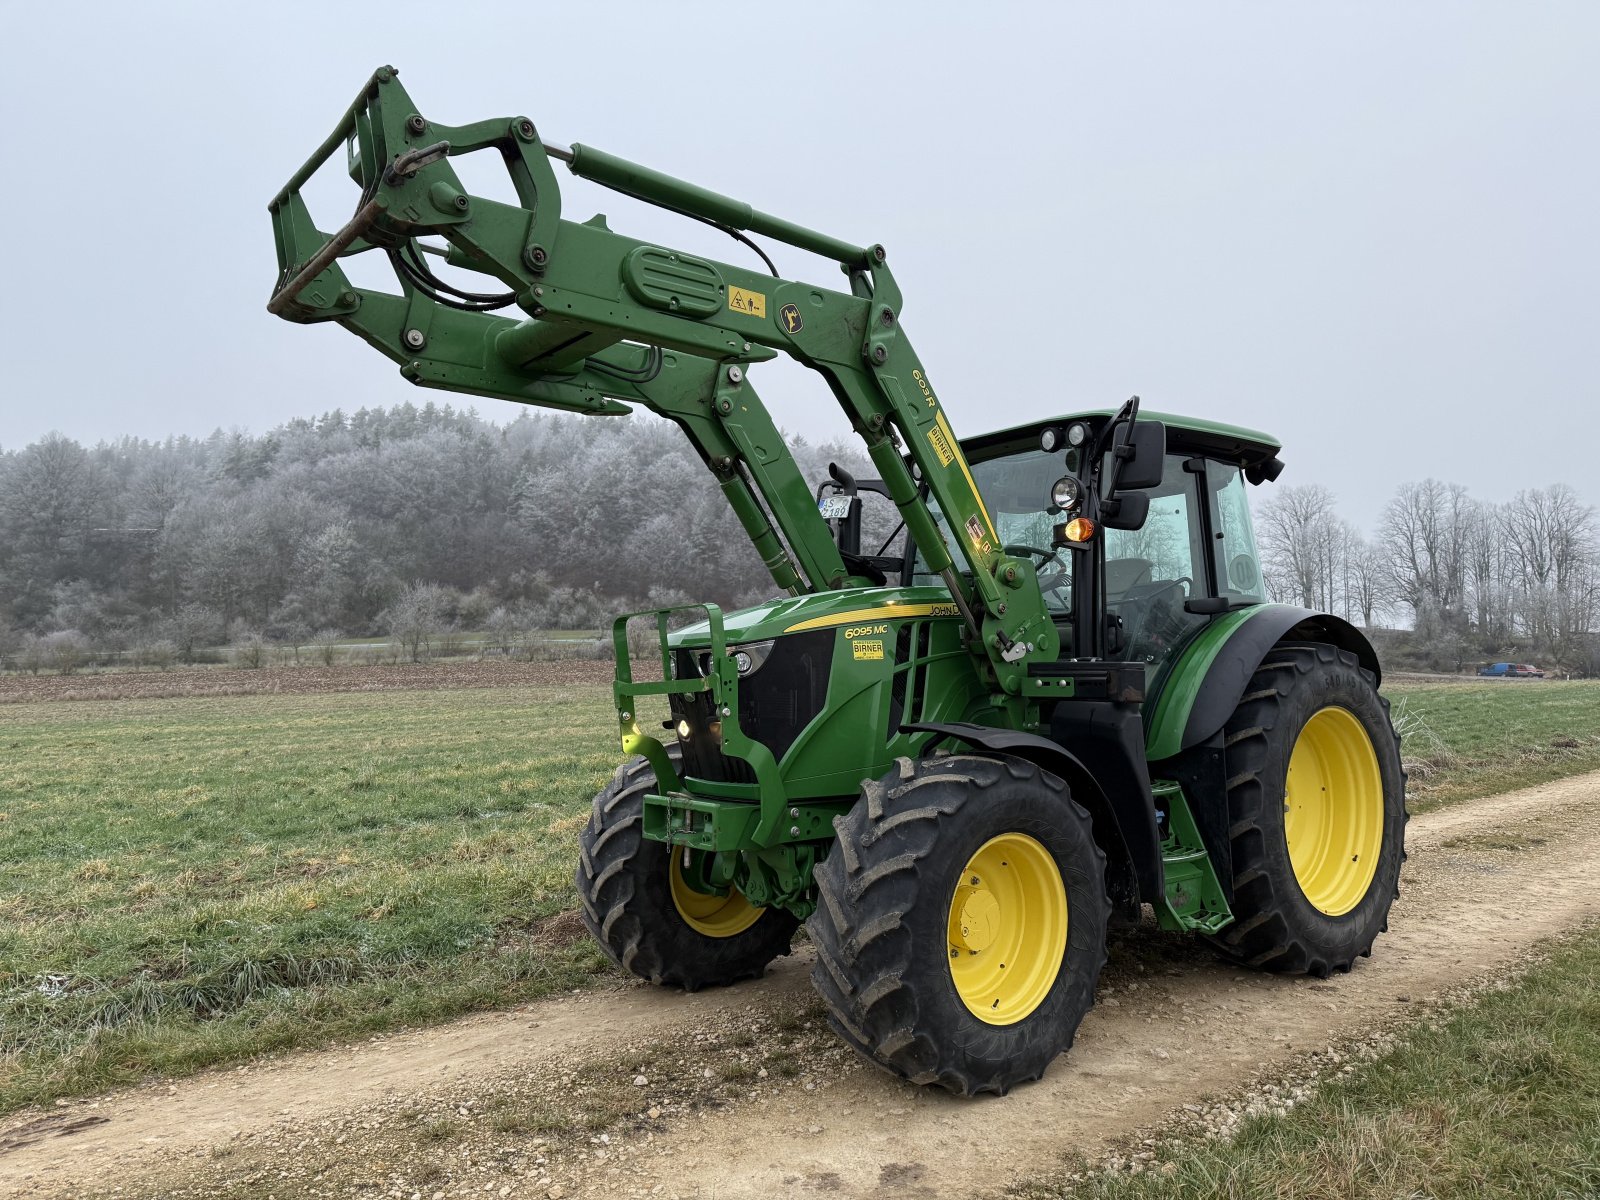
[
  {"left": 927, "top": 422, "right": 957, "bottom": 467},
  {"left": 965, "top": 515, "right": 986, "bottom": 547},
  {"left": 728, "top": 286, "right": 767, "bottom": 318},
  {"left": 852, "top": 639, "right": 885, "bottom": 661}
]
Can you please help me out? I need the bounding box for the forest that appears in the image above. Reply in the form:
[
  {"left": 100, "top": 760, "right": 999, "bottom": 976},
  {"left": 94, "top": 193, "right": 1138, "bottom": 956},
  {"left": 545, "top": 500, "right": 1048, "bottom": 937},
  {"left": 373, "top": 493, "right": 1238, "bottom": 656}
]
[
  {"left": 0, "top": 403, "right": 854, "bottom": 668},
  {"left": 1, "top": 402, "right": 1595, "bottom": 673}
]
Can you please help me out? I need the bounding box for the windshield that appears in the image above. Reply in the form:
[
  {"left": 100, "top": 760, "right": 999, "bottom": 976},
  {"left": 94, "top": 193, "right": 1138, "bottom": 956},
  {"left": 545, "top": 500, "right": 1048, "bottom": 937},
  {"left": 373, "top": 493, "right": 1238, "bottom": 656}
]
[{"left": 912, "top": 448, "right": 1073, "bottom": 615}]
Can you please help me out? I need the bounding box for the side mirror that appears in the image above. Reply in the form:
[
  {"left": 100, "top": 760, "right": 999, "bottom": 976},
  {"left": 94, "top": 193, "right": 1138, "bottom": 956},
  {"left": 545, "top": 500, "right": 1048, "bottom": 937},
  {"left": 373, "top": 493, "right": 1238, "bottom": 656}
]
[
  {"left": 1110, "top": 420, "right": 1166, "bottom": 491},
  {"left": 1100, "top": 491, "right": 1149, "bottom": 531}
]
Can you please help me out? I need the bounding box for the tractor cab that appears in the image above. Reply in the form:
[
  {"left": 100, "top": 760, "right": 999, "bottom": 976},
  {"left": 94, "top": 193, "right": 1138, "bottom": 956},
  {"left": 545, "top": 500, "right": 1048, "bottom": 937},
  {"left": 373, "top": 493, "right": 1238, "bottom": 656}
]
[{"left": 870, "top": 408, "right": 1283, "bottom": 695}]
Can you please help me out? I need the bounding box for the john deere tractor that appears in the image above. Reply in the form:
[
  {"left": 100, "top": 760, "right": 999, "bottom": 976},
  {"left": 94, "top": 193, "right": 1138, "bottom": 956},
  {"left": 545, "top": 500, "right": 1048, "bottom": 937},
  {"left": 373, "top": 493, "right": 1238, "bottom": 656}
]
[{"left": 270, "top": 68, "right": 1406, "bottom": 1096}]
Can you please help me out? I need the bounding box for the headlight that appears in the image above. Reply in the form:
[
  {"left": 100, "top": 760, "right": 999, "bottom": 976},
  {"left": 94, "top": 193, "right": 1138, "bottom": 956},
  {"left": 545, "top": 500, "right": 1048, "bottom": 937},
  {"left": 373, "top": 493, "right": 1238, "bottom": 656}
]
[
  {"left": 1039, "top": 427, "right": 1060, "bottom": 453},
  {"left": 1050, "top": 475, "right": 1082, "bottom": 512},
  {"left": 730, "top": 639, "right": 774, "bottom": 676},
  {"left": 1066, "top": 422, "right": 1089, "bottom": 447}
]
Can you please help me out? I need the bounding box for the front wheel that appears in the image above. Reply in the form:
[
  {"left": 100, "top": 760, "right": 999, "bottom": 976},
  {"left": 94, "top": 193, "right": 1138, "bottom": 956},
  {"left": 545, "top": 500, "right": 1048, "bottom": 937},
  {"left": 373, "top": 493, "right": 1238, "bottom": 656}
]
[
  {"left": 808, "top": 754, "right": 1109, "bottom": 1096},
  {"left": 1208, "top": 642, "right": 1407, "bottom": 976},
  {"left": 576, "top": 753, "right": 798, "bottom": 991}
]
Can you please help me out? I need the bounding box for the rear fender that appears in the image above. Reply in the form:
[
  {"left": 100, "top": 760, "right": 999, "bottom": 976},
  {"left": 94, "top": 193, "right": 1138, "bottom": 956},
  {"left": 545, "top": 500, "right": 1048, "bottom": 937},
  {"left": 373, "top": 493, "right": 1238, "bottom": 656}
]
[{"left": 1144, "top": 605, "right": 1380, "bottom": 762}]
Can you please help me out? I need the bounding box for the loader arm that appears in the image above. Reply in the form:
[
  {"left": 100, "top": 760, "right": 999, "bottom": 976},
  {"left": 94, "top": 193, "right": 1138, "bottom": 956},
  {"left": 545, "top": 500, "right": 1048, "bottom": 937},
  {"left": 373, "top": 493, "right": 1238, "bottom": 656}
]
[{"left": 268, "top": 66, "right": 1058, "bottom": 694}]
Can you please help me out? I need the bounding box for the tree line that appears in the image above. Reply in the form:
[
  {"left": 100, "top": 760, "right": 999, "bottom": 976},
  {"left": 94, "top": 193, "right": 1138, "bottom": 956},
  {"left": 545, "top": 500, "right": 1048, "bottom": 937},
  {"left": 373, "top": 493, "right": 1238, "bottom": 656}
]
[
  {"left": 1256, "top": 479, "right": 1600, "bottom": 674},
  {"left": 3, "top": 402, "right": 1596, "bottom": 674},
  {"left": 0, "top": 402, "right": 871, "bottom": 667}
]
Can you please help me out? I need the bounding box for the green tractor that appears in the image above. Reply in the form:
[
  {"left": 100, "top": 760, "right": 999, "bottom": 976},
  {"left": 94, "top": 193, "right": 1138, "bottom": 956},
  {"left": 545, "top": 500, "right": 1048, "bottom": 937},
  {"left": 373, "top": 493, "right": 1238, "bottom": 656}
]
[{"left": 270, "top": 68, "right": 1407, "bottom": 1096}]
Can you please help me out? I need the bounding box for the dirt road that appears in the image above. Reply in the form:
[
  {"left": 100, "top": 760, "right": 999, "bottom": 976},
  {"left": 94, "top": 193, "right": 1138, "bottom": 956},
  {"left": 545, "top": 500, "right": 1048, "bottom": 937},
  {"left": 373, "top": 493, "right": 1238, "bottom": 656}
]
[{"left": 5, "top": 770, "right": 1599, "bottom": 1199}]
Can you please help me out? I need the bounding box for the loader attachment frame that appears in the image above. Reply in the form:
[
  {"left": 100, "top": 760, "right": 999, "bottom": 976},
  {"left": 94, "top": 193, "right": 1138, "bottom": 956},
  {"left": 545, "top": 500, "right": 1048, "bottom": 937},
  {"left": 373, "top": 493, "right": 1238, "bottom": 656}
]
[{"left": 267, "top": 66, "right": 1060, "bottom": 704}]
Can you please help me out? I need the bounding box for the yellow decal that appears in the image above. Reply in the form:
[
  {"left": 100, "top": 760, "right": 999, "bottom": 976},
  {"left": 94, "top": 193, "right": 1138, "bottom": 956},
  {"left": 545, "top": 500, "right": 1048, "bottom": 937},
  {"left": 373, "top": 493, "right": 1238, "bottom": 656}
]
[
  {"left": 843, "top": 623, "right": 890, "bottom": 639},
  {"left": 927, "top": 422, "right": 957, "bottom": 467},
  {"left": 852, "top": 640, "right": 885, "bottom": 661},
  {"left": 937, "top": 411, "right": 998, "bottom": 546},
  {"left": 728, "top": 286, "right": 767, "bottom": 318},
  {"left": 784, "top": 602, "right": 963, "bottom": 634}
]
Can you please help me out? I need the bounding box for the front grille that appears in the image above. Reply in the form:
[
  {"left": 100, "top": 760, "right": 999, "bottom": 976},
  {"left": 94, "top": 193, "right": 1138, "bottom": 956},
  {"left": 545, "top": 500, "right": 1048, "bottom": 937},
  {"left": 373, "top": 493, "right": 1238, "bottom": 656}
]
[{"left": 668, "top": 630, "right": 834, "bottom": 785}]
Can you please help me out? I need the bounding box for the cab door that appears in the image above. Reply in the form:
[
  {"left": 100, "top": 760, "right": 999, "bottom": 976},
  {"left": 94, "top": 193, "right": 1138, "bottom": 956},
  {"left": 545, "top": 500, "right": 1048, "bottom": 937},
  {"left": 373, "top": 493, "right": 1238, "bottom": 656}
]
[{"left": 1102, "top": 453, "right": 1210, "bottom": 678}]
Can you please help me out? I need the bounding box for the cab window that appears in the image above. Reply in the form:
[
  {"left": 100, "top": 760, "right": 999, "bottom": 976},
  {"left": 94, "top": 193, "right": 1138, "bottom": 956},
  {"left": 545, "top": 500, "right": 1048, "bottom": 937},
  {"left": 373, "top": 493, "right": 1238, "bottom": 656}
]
[{"left": 1210, "top": 465, "right": 1265, "bottom": 602}]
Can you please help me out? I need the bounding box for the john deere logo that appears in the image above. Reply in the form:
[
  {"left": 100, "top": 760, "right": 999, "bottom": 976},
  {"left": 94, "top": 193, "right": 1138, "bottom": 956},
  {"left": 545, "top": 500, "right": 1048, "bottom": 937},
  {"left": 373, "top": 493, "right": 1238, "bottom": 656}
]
[{"left": 778, "top": 303, "right": 803, "bottom": 334}]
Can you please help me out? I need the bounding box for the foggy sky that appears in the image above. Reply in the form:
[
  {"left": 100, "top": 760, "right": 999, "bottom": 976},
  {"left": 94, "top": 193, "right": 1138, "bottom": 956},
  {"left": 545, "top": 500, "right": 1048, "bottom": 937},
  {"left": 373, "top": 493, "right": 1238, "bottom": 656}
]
[{"left": 2, "top": 2, "right": 1595, "bottom": 533}]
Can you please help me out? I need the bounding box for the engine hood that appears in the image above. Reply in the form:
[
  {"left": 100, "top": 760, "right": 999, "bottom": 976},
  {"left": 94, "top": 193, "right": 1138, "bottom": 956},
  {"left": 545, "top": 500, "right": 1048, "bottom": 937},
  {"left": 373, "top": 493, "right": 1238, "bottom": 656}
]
[{"left": 668, "top": 585, "right": 962, "bottom": 648}]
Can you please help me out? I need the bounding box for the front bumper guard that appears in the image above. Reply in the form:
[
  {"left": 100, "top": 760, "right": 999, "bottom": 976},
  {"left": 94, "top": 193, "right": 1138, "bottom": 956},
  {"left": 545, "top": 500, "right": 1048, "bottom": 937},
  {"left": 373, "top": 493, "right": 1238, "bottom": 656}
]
[{"left": 612, "top": 602, "right": 802, "bottom": 850}]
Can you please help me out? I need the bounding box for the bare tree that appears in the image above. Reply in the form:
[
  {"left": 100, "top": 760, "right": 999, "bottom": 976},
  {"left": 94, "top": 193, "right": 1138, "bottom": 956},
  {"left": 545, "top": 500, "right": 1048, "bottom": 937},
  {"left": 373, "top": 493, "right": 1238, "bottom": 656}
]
[
  {"left": 1256, "top": 485, "right": 1339, "bottom": 609},
  {"left": 310, "top": 628, "right": 342, "bottom": 667},
  {"left": 383, "top": 582, "right": 452, "bottom": 662},
  {"left": 1345, "top": 536, "right": 1392, "bottom": 629},
  {"left": 42, "top": 630, "right": 90, "bottom": 675},
  {"left": 168, "top": 604, "right": 224, "bottom": 664},
  {"left": 1501, "top": 484, "right": 1599, "bottom": 666},
  {"left": 1380, "top": 479, "right": 1472, "bottom": 626}
]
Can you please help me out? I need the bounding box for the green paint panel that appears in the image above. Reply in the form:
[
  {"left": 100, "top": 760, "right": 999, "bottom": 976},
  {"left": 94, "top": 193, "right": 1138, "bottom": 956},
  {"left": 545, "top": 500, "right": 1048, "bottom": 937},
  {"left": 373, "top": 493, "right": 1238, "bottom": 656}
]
[{"left": 1144, "top": 605, "right": 1303, "bottom": 761}]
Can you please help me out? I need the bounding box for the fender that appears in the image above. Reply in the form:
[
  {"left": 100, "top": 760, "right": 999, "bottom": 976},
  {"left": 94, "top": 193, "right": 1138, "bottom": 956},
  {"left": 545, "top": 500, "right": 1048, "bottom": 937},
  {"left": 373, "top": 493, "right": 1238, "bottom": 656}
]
[
  {"left": 1144, "top": 605, "right": 1380, "bottom": 763},
  {"left": 905, "top": 720, "right": 1160, "bottom": 922}
]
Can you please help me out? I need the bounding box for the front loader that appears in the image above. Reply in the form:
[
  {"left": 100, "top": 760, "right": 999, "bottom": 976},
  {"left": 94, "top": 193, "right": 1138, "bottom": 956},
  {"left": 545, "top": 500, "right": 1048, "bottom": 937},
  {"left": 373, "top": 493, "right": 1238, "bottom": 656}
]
[{"left": 268, "top": 68, "right": 1407, "bottom": 1096}]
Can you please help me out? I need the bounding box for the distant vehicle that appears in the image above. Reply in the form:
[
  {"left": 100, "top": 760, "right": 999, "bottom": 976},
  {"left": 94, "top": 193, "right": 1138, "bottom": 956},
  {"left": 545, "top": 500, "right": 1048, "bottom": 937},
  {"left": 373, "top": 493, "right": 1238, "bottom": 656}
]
[{"left": 1477, "top": 662, "right": 1545, "bottom": 678}]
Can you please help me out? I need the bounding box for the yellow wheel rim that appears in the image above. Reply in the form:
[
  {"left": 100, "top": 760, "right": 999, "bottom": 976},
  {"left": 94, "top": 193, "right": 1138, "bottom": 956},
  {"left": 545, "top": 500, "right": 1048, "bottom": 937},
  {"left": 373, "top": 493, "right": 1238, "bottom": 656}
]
[
  {"left": 669, "top": 849, "right": 763, "bottom": 938},
  {"left": 1284, "top": 706, "right": 1384, "bottom": 916},
  {"left": 947, "top": 833, "right": 1068, "bottom": 1025}
]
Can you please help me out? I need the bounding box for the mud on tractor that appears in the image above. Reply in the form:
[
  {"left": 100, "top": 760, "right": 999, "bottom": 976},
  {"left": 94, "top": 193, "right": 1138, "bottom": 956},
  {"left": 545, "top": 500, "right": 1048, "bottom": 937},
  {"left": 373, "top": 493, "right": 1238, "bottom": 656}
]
[{"left": 269, "top": 68, "right": 1407, "bottom": 1096}]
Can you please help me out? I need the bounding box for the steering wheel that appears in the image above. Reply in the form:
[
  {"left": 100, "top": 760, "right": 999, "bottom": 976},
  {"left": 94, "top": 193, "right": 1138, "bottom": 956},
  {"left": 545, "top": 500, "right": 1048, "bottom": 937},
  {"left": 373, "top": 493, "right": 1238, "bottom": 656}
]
[
  {"left": 1001, "top": 544, "right": 1072, "bottom": 601},
  {"left": 1120, "top": 577, "right": 1192, "bottom": 656}
]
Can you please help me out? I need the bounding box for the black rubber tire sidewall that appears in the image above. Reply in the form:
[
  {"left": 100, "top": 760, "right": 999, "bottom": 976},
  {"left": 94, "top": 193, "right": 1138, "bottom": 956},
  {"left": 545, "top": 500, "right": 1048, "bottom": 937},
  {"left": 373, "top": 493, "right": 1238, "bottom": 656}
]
[
  {"left": 808, "top": 754, "right": 1109, "bottom": 1095},
  {"left": 1213, "top": 644, "right": 1407, "bottom": 973},
  {"left": 901, "top": 767, "right": 1105, "bottom": 1077},
  {"left": 576, "top": 754, "right": 798, "bottom": 991}
]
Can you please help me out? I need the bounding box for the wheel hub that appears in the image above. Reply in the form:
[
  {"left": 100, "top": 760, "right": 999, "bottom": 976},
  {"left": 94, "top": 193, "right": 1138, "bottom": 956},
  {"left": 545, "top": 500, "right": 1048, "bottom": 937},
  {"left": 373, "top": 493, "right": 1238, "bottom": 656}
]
[{"left": 949, "top": 884, "right": 1001, "bottom": 953}]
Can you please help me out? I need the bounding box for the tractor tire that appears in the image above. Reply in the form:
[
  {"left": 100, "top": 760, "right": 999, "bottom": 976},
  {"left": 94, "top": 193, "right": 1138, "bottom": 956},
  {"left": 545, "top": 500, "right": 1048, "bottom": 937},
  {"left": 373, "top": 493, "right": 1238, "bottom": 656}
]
[
  {"left": 808, "top": 753, "right": 1109, "bottom": 1097},
  {"left": 576, "top": 752, "right": 798, "bottom": 991},
  {"left": 1208, "top": 642, "right": 1407, "bottom": 976}
]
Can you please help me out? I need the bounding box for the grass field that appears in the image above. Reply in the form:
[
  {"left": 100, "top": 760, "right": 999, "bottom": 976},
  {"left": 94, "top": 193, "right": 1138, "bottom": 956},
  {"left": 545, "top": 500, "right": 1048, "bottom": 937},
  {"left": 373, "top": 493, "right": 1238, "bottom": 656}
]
[
  {"left": 0, "top": 683, "right": 623, "bottom": 1112},
  {"left": 1025, "top": 922, "right": 1600, "bottom": 1200},
  {"left": 2, "top": 675, "right": 1598, "bottom": 1114},
  {"left": 1389, "top": 679, "right": 1600, "bottom": 810}
]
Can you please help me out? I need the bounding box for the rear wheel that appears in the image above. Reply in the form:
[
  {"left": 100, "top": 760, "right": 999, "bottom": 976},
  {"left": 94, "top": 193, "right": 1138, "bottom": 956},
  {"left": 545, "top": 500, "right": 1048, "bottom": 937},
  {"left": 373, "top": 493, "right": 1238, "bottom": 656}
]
[
  {"left": 576, "top": 753, "right": 798, "bottom": 991},
  {"left": 1209, "top": 642, "right": 1407, "bottom": 975},
  {"left": 808, "top": 754, "right": 1109, "bottom": 1096}
]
